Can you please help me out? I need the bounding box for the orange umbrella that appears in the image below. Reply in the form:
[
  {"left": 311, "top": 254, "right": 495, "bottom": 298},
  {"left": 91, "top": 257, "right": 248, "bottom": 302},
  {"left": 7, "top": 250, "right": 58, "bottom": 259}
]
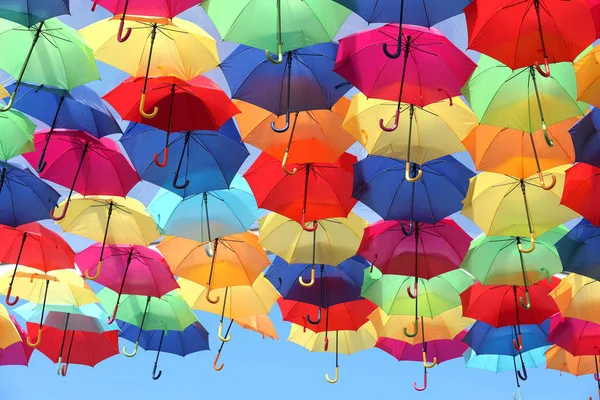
[
  {"left": 575, "top": 45, "right": 600, "bottom": 108},
  {"left": 235, "top": 314, "right": 279, "bottom": 340},
  {"left": 463, "top": 118, "right": 577, "bottom": 190},
  {"left": 234, "top": 98, "right": 355, "bottom": 174},
  {"left": 546, "top": 345, "right": 599, "bottom": 377}
]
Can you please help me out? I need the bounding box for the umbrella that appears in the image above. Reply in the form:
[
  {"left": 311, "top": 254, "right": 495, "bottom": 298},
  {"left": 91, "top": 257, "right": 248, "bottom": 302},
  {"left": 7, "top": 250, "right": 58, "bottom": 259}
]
[
  {"left": 120, "top": 120, "right": 248, "bottom": 195},
  {"left": 28, "top": 324, "right": 119, "bottom": 376},
  {"left": 0, "top": 304, "right": 21, "bottom": 349},
  {"left": 202, "top": 0, "right": 350, "bottom": 62},
  {"left": 569, "top": 107, "right": 600, "bottom": 167},
  {"left": 575, "top": 45, "right": 600, "bottom": 108},
  {"left": 342, "top": 94, "right": 477, "bottom": 165},
  {"left": 464, "top": 0, "right": 597, "bottom": 73},
  {"left": 460, "top": 226, "right": 566, "bottom": 287},
  {"left": 0, "top": 1, "right": 69, "bottom": 27},
  {"left": 23, "top": 129, "right": 140, "bottom": 220},
  {"left": 353, "top": 155, "right": 474, "bottom": 222},
  {"left": 244, "top": 152, "right": 357, "bottom": 230},
  {"left": 358, "top": 218, "right": 471, "bottom": 277},
  {"left": 0, "top": 18, "right": 99, "bottom": 112},
  {"left": 288, "top": 321, "right": 377, "bottom": 383},
  {"left": 335, "top": 24, "right": 475, "bottom": 138},
  {"left": 549, "top": 273, "right": 600, "bottom": 325},
  {"left": 462, "top": 55, "right": 587, "bottom": 148},
  {"left": 259, "top": 211, "right": 367, "bottom": 266},
  {"left": 117, "top": 321, "right": 209, "bottom": 380},
  {"left": 556, "top": 223, "right": 600, "bottom": 280},
  {"left": 234, "top": 314, "right": 279, "bottom": 340},
  {"left": 0, "top": 109, "right": 34, "bottom": 161},
  {"left": 234, "top": 98, "right": 356, "bottom": 167},
  {"left": 546, "top": 345, "right": 600, "bottom": 378},
  {"left": 81, "top": 16, "right": 218, "bottom": 115},
  {"left": 147, "top": 175, "right": 260, "bottom": 242},
  {"left": 77, "top": 244, "right": 179, "bottom": 322},
  {"left": 221, "top": 44, "right": 350, "bottom": 143},
  {"left": 97, "top": 289, "right": 198, "bottom": 357},
  {"left": 158, "top": 233, "right": 270, "bottom": 302},
  {"left": 461, "top": 166, "right": 578, "bottom": 248},
  {"left": 0, "top": 161, "right": 59, "bottom": 227},
  {"left": 0, "top": 315, "right": 33, "bottom": 366},
  {"left": 464, "top": 320, "right": 551, "bottom": 356},
  {"left": 0, "top": 222, "right": 75, "bottom": 306},
  {"left": 548, "top": 316, "right": 600, "bottom": 356},
  {"left": 104, "top": 76, "right": 239, "bottom": 167},
  {"left": 561, "top": 163, "right": 600, "bottom": 225}
]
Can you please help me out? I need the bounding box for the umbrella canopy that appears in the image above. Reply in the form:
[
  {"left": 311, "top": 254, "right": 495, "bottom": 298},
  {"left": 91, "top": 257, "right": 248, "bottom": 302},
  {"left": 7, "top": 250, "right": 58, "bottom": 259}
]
[
  {"left": 548, "top": 316, "right": 600, "bottom": 356},
  {"left": 0, "top": 109, "right": 34, "bottom": 161},
  {"left": 91, "top": 0, "right": 199, "bottom": 20},
  {"left": 463, "top": 320, "right": 551, "bottom": 356},
  {"left": 234, "top": 314, "right": 279, "bottom": 340},
  {"left": 569, "top": 107, "right": 600, "bottom": 167},
  {"left": 0, "top": 0, "right": 69, "bottom": 27},
  {"left": 0, "top": 315, "right": 33, "bottom": 366},
  {"left": 561, "top": 162, "right": 600, "bottom": 225},
  {"left": 0, "top": 304, "right": 21, "bottom": 349},
  {"left": 376, "top": 331, "right": 469, "bottom": 364},
  {"left": 549, "top": 273, "right": 600, "bottom": 325},
  {"left": 546, "top": 345, "right": 600, "bottom": 376},
  {"left": 259, "top": 211, "right": 367, "bottom": 266},
  {"left": 464, "top": 347, "right": 549, "bottom": 372},
  {"left": 14, "top": 303, "right": 114, "bottom": 334},
  {"left": 575, "top": 45, "right": 600, "bottom": 108},
  {"left": 147, "top": 175, "right": 260, "bottom": 242},
  {"left": 556, "top": 221, "right": 600, "bottom": 280}
]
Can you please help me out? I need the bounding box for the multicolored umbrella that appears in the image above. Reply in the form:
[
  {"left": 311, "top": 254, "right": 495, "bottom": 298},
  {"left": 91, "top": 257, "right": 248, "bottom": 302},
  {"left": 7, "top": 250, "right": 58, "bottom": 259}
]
[
  {"left": 0, "top": 315, "right": 33, "bottom": 366},
  {"left": 0, "top": 304, "right": 21, "bottom": 349}
]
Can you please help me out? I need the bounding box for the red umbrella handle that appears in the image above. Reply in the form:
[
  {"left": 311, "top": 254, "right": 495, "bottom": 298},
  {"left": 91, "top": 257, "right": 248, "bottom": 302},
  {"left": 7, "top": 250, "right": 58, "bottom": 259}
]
[
  {"left": 91, "top": 1, "right": 98, "bottom": 11},
  {"left": 117, "top": 19, "right": 132, "bottom": 43},
  {"left": 535, "top": 58, "right": 551, "bottom": 78},
  {"left": 50, "top": 201, "right": 70, "bottom": 221},
  {"left": 60, "top": 363, "right": 69, "bottom": 377},
  {"left": 379, "top": 109, "right": 400, "bottom": 132},
  {"left": 154, "top": 148, "right": 169, "bottom": 168},
  {"left": 5, "top": 285, "right": 19, "bottom": 306},
  {"left": 413, "top": 372, "right": 427, "bottom": 391}
]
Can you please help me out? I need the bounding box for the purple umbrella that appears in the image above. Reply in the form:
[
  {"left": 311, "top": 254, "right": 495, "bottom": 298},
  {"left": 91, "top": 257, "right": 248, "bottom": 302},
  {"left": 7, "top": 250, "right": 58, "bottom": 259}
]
[
  {"left": 376, "top": 330, "right": 469, "bottom": 364},
  {"left": 0, "top": 316, "right": 34, "bottom": 366}
]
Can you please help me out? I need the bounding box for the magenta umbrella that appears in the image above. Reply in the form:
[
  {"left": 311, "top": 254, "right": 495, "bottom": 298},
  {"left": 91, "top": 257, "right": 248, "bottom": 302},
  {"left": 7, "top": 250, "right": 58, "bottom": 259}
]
[
  {"left": 548, "top": 315, "right": 600, "bottom": 356},
  {"left": 23, "top": 129, "right": 140, "bottom": 221},
  {"left": 334, "top": 24, "right": 476, "bottom": 131},
  {"left": 75, "top": 244, "right": 178, "bottom": 324},
  {"left": 0, "top": 316, "right": 34, "bottom": 366}
]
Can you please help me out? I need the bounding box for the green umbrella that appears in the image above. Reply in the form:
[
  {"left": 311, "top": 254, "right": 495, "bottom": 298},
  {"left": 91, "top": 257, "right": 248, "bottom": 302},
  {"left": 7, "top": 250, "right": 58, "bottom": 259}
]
[
  {"left": 461, "top": 55, "right": 587, "bottom": 148},
  {"left": 0, "top": 18, "right": 99, "bottom": 112},
  {"left": 0, "top": 109, "right": 35, "bottom": 160},
  {"left": 202, "top": 0, "right": 350, "bottom": 64},
  {"left": 97, "top": 289, "right": 197, "bottom": 357},
  {"left": 361, "top": 267, "right": 473, "bottom": 338},
  {"left": 460, "top": 226, "right": 566, "bottom": 309}
]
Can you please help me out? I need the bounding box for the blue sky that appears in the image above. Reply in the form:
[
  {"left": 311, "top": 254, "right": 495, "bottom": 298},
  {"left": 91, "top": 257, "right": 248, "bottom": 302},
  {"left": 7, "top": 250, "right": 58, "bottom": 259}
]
[{"left": 0, "top": 2, "right": 595, "bottom": 399}]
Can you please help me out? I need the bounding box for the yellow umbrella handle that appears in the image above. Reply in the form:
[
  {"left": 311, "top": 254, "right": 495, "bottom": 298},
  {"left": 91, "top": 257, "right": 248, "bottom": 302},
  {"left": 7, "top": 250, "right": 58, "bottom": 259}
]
[
  {"left": 218, "top": 321, "right": 231, "bottom": 342},
  {"left": 266, "top": 43, "right": 283, "bottom": 64},
  {"left": 282, "top": 151, "right": 297, "bottom": 175},
  {"left": 139, "top": 93, "right": 159, "bottom": 119},
  {"left": 213, "top": 351, "right": 224, "bottom": 371},
  {"left": 325, "top": 367, "right": 339, "bottom": 384},
  {"left": 538, "top": 172, "right": 556, "bottom": 191},
  {"left": 405, "top": 162, "right": 422, "bottom": 182},
  {"left": 84, "top": 260, "right": 102, "bottom": 280},
  {"left": 518, "top": 233, "right": 536, "bottom": 254},
  {"left": 123, "top": 340, "right": 139, "bottom": 357},
  {"left": 298, "top": 268, "right": 315, "bottom": 287},
  {"left": 423, "top": 351, "right": 437, "bottom": 368},
  {"left": 27, "top": 329, "right": 42, "bottom": 348},
  {"left": 205, "top": 288, "right": 220, "bottom": 304}
]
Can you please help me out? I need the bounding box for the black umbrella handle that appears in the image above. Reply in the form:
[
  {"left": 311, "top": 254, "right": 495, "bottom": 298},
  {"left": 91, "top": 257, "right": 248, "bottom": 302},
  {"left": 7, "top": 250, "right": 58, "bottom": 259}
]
[{"left": 172, "top": 132, "right": 191, "bottom": 189}]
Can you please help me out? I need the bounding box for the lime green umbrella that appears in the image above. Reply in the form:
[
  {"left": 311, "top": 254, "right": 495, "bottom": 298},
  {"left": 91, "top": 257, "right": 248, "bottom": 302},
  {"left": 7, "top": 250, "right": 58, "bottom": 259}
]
[
  {"left": 202, "top": 0, "right": 350, "bottom": 63},
  {"left": 461, "top": 55, "right": 587, "bottom": 148},
  {"left": 361, "top": 267, "right": 473, "bottom": 338},
  {"left": 97, "top": 289, "right": 197, "bottom": 357},
  {"left": 0, "top": 18, "right": 99, "bottom": 112},
  {"left": 0, "top": 109, "right": 35, "bottom": 159}
]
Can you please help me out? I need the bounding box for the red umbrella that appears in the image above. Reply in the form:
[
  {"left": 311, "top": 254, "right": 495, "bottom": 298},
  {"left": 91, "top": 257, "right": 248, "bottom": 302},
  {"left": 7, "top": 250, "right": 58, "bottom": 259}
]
[
  {"left": 22, "top": 129, "right": 140, "bottom": 221},
  {"left": 548, "top": 315, "right": 600, "bottom": 356},
  {"left": 561, "top": 162, "right": 600, "bottom": 226},
  {"left": 28, "top": 323, "right": 119, "bottom": 376},
  {"left": 0, "top": 222, "right": 74, "bottom": 306},
  {"left": 0, "top": 316, "right": 34, "bottom": 366},
  {"left": 244, "top": 152, "right": 357, "bottom": 231},
  {"left": 104, "top": 76, "right": 239, "bottom": 167},
  {"left": 464, "top": 0, "right": 598, "bottom": 76}
]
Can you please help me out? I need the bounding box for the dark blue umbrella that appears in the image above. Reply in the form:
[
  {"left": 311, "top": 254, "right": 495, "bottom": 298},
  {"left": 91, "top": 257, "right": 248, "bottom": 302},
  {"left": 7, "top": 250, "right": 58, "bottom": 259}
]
[
  {"left": 352, "top": 155, "right": 474, "bottom": 223},
  {"left": 0, "top": 161, "right": 59, "bottom": 226},
  {"left": 0, "top": 0, "right": 69, "bottom": 27},
  {"left": 117, "top": 321, "right": 210, "bottom": 380},
  {"left": 569, "top": 107, "right": 600, "bottom": 168},
  {"left": 265, "top": 255, "right": 369, "bottom": 325},
  {"left": 556, "top": 219, "right": 600, "bottom": 280},
  {"left": 220, "top": 43, "right": 351, "bottom": 132},
  {"left": 120, "top": 120, "right": 249, "bottom": 198}
]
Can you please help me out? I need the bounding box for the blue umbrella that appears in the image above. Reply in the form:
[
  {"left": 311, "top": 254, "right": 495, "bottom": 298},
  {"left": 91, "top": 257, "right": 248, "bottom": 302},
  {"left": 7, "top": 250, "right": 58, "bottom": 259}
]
[
  {"left": 0, "top": 161, "right": 59, "bottom": 226},
  {"left": 0, "top": 0, "right": 69, "bottom": 27},
  {"left": 220, "top": 43, "right": 351, "bottom": 132},
  {"left": 117, "top": 321, "right": 210, "bottom": 380},
  {"left": 555, "top": 219, "right": 600, "bottom": 280},
  {"left": 147, "top": 175, "right": 261, "bottom": 243},
  {"left": 120, "top": 120, "right": 249, "bottom": 197},
  {"left": 352, "top": 155, "right": 474, "bottom": 223},
  {"left": 463, "top": 320, "right": 551, "bottom": 357},
  {"left": 569, "top": 107, "right": 600, "bottom": 168}
]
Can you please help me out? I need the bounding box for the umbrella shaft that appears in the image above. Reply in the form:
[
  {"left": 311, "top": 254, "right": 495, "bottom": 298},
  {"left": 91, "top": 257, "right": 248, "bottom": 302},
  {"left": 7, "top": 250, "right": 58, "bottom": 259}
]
[
  {"left": 406, "top": 105, "right": 415, "bottom": 164},
  {"left": 395, "top": 37, "right": 412, "bottom": 108},
  {"left": 64, "top": 143, "right": 89, "bottom": 204},
  {"left": 276, "top": 0, "right": 282, "bottom": 44},
  {"left": 519, "top": 180, "right": 534, "bottom": 235},
  {"left": 219, "top": 286, "right": 229, "bottom": 321},
  {"left": 166, "top": 84, "right": 176, "bottom": 135},
  {"left": 528, "top": 133, "right": 543, "bottom": 174},
  {"left": 58, "top": 314, "right": 71, "bottom": 358},
  {"left": 12, "top": 22, "right": 45, "bottom": 95},
  {"left": 203, "top": 192, "right": 212, "bottom": 242},
  {"left": 512, "top": 286, "right": 522, "bottom": 333},
  {"left": 217, "top": 319, "right": 234, "bottom": 352},
  {"left": 98, "top": 202, "right": 114, "bottom": 261},
  {"left": 515, "top": 238, "right": 529, "bottom": 290},
  {"left": 9, "top": 233, "right": 28, "bottom": 286},
  {"left": 284, "top": 112, "right": 299, "bottom": 153},
  {"left": 38, "top": 280, "right": 50, "bottom": 327},
  {"left": 533, "top": 0, "right": 548, "bottom": 59},
  {"left": 136, "top": 296, "right": 152, "bottom": 341},
  {"left": 154, "top": 330, "right": 165, "bottom": 365},
  {"left": 529, "top": 68, "right": 546, "bottom": 128},
  {"left": 302, "top": 164, "right": 311, "bottom": 214},
  {"left": 207, "top": 239, "right": 219, "bottom": 286},
  {"left": 142, "top": 24, "right": 158, "bottom": 94},
  {"left": 0, "top": 168, "right": 5, "bottom": 193}
]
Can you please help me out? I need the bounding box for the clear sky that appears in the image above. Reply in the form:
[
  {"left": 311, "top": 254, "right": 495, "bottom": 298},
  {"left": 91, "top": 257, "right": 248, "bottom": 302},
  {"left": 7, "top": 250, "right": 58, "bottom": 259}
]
[{"left": 1, "top": 2, "right": 595, "bottom": 400}]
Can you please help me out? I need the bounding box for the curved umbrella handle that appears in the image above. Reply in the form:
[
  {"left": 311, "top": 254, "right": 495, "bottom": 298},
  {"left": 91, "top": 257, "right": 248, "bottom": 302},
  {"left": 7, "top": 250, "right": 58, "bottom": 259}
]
[
  {"left": 513, "top": 334, "right": 523, "bottom": 351},
  {"left": 271, "top": 112, "right": 290, "bottom": 133},
  {"left": 205, "top": 288, "right": 220, "bottom": 304},
  {"left": 5, "top": 285, "right": 19, "bottom": 306},
  {"left": 84, "top": 260, "right": 102, "bottom": 281},
  {"left": 37, "top": 156, "right": 47, "bottom": 173},
  {"left": 325, "top": 367, "right": 339, "bottom": 384},
  {"left": 403, "top": 320, "right": 419, "bottom": 338},
  {"left": 153, "top": 148, "right": 169, "bottom": 168},
  {"left": 541, "top": 122, "right": 554, "bottom": 147},
  {"left": 538, "top": 172, "right": 556, "bottom": 191},
  {"left": 413, "top": 372, "right": 427, "bottom": 391},
  {"left": 383, "top": 39, "right": 402, "bottom": 59},
  {"left": 298, "top": 268, "right": 315, "bottom": 287},
  {"left": 518, "top": 233, "right": 536, "bottom": 254},
  {"left": 117, "top": 19, "right": 133, "bottom": 43},
  {"left": 0, "top": 91, "right": 16, "bottom": 112},
  {"left": 56, "top": 357, "right": 62, "bottom": 375},
  {"left": 266, "top": 43, "right": 283, "bottom": 64},
  {"left": 27, "top": 329, "right": 42, "bottom": 348},
  {"left": 540, "top": 267, "right": 553, "bottom": 284},
  {"left": 594, "top": 372, "right": 600, "bottom": 382},
  {"left": 437, "top": 88, "right": 454, "bottom": 106},
  {"left": 60, "top": 363, "right": 69, "bottom": 377},
  {"left": 519, "top": 291, "right": 531, "bottom": 310},
  {"left": 379, "top": 110, "right": 399, "bottom": 132},
  {"left": 407, "top": 282, "right": 417, "bottom": 299},
  {"left": 123, "top": 340, "right": 139, "bottom": 357},
  {"left": 281, "top": 151, "right": 297, "bottom": 175},
  {"left": 152, "top": 364, "right": 163, "bottom": 380},
  {"left": 306, "top": 307, "right": 321, "bottom": 325},
  {"left": 50, "top": 201, "right": 70, "bottom": 221},
  {"left": 139, "top": 93, "right": 159, "bottom": 119},
  {"left": 423, "top": 351, "right": 437, "bottom": 368},
  {"left": 107, "top": 304, "right": 119, "bottom": 325},
  {"left": 535, "top": 58, "right": 551, "bottom": 78},
  {"left": 204, "top": 241, "right": 214, "bottom": 258},
  {"left": 517, "top": 364, "right": 528, "bottom": 381},
  {"left": 401, "top": 221, "right": 413, "bottom": 236},
  {"left": 405, "top": 162, "right": 423, "bottom": 182},
  {"left": 213, "top": 352, "right": 224, "bottom": 371},
  {"left": 218, "top": 321, "right": 231, "bottom": 342},
  {"left": 172, "top": 172, "right": 190, "bottom": 189},
  {"left": 301, "top": 213, "right": 318, "bottom": 232}
]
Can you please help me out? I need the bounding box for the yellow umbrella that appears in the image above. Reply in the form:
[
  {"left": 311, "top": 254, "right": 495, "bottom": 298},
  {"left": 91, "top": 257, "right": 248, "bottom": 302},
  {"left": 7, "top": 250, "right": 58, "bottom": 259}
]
[
  {"left": 288, "top": 321, "right": 377, "bottom": 383},
  {"left": 259, "top": 211, "right": 367, "bottom": 268},
  {"left": 575, "top": 45, "right": 600, "bottom": 107},
  {"left": 0, "top": 303, "right": 20, "bottom": 349},
  {"left": 0, "top": 83, "right": 8, "bottom": 99},
  {"left": 546, "top": 345, "right": 600, "bottom": 377},
  {"left": 461, "top": 165, "right": 578, "bottom": 252},
  {"left": 549, "top": 273, "right": 600, "bottom": 325},
  {"left": 235, "top": 314, "right": 279, "bottom": 340},
  {"left": 79, "top": 16, "right": 219, "bottom": 118},
  {"left": 342, "top": 94, "right": 476, "bottom": 181}
]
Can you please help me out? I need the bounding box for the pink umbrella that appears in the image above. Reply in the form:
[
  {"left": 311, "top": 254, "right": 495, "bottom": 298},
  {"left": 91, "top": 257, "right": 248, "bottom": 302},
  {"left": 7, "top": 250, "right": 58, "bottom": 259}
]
[
  {"left": 334, "top": 24, "right": 476, "bottom": 132},
  {"left": 75, "top": 244, "right": 178, "bottom": 324},
  {"left": 548, "top": 315, "right": 600, "bottom": 356},
  {"left": 23, "top": 129, "right": 140, "bottom": 221},
  {"left": 0, "top": 316, "right": 34, "bottom": 366},
  {"left": 376, "top": 330, "right": 468, "bottom": 364}
]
